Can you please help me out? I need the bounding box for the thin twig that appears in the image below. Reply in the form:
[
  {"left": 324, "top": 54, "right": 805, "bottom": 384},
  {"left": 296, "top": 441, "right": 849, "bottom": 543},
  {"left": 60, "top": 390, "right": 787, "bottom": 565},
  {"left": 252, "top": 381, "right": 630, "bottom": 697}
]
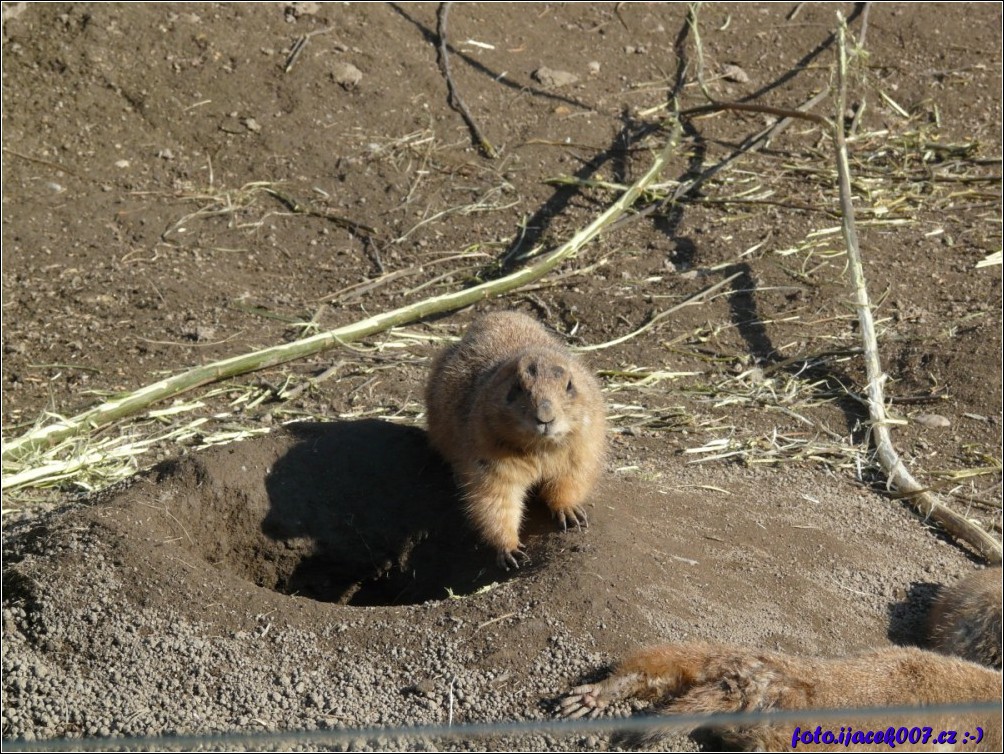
[
  {"left": 436, "top": 2, "right": 497, "bottom": 159},
  {"left": 679, "top": 100, "right": 830, "bottom": 128},
  {"left": 447, "top": 675, "right": 457, "bottom": 727},
  {"left": 687, "top": 4, "right": 715, "bottom": 104},
  {"left": 3, "top": 147, "right": 87, "bottom": 180},
  {"left": 857, "top": 2, "right": 872, "bottom": 49},
  {"left": 577, "top": 271, "right": 742, "bottom": 352},
  {"left": 265, "top": 188, "right": 376, "bottom": 235},
  {"left": 277, "top": 362, "right": 346, "bottom": 403},
  {"left": 832, "top": 16, "right": 1001, "bottom": 563},
  {"left": 760, "top": 348, "right": 863, "bottom": 377},
  {"left": 284, "top": 35, "right": 309, "bottom": 73},
  {"left": 284, "top": 27, "right": 335, "bottom": 73}
]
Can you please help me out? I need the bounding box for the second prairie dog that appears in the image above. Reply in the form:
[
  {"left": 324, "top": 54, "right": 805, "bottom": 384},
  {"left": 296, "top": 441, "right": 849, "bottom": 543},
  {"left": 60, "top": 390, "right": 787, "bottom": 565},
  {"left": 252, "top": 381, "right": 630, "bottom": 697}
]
[
  {"left": 559, "top": 570, "right": 1004, "bottom": 750},
  {"left": 425, "top": 311, "right": 606, "bottom": 568},
  {"left": 559, "top": 642, "right": 1001, "bottom": 751},
  {"left": 928, "top": 567, "right": 1002, "bottom": 669}
]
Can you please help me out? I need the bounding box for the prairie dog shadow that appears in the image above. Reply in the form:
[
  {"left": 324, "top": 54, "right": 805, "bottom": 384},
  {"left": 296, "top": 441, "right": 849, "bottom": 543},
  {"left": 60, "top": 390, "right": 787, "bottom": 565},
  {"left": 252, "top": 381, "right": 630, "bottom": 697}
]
[{"left": 263, "top": 420, "right": 515, "bottom": 606}]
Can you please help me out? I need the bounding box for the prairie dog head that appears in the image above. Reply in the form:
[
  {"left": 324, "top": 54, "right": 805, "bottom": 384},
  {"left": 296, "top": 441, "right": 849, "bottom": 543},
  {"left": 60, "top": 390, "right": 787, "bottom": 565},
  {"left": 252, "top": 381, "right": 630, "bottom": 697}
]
[{"left": 482, "top": 348, "right": 589, "bottom": 447}]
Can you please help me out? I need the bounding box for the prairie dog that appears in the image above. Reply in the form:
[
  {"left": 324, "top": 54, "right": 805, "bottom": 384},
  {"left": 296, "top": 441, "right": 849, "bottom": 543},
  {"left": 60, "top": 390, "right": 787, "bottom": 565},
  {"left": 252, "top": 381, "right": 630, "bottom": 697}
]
[
  {"left": 559, "top": 642, "right": 1001, "bottom": 751},
  {"left": 559, "top": 572, "right": 1003, "bottom": 750},
  {"left": 425, "top": 311, "right": 606, "bottom": 568},
  {"left": 928, "top": 568, "right": 1002, "bottom": 670}
]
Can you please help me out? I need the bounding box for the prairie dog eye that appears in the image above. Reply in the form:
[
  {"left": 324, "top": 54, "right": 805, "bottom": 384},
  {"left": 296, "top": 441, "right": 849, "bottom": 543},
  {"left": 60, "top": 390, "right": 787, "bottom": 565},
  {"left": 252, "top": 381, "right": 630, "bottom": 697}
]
[
  {"left": 506, "top": 382, "right": 524, "bottom": 403},
  {"left": 566, "top": 379, "right": 575, "bottom": 395}
]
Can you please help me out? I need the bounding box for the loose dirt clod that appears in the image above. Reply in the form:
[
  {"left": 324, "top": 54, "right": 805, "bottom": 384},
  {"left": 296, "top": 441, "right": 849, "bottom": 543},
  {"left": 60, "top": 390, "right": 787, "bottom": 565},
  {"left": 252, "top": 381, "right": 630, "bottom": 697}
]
[
  {"left": 532, "top": 67, "right": 580, "bottom": 88},
  {"left": 331, "top": 61, "right": 363, "bottom": 89}
]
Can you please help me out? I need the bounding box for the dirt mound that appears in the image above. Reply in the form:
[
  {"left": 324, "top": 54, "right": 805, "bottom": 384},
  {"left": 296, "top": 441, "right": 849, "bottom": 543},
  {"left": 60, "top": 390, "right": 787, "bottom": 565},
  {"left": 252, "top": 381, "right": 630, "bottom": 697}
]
[{"left": 140, "top": 420, "right": 505, "bottom": 607}]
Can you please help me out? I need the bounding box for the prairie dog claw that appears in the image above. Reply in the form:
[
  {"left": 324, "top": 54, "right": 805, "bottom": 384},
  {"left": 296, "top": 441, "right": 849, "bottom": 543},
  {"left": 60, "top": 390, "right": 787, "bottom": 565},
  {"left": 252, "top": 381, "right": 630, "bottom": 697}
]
[
  {"left": 497, "top": 546, "right": 528, "bottom": 570},
  {"left": 556, "top": 506, "right": 589, "bottom": 532},
  {"left": 558, "top": 683, "right": 606, "bottom": 719}
]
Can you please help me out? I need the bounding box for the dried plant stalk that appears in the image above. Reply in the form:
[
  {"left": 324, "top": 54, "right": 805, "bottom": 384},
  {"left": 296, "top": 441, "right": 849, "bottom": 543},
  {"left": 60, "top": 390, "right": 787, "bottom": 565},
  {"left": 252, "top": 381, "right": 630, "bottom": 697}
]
[{"left": 832, "top": 18, "right": 1001, "bottom": 563}]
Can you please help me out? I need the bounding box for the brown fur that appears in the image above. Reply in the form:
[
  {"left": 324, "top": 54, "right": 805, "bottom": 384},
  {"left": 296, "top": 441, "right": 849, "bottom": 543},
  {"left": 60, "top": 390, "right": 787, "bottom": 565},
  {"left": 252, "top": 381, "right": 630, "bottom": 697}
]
[
  {"left": 560, "top": 572, "right": 1003, "bottom": 750},
  {"left": 928, "top": 568, "right": 1002, "bottom": 670},
  {"left": 560, "top": 642, "right": 1001, "bottom": 751},
  {"left": 425, "top": 311, "right": 606, "bottom": 568}
]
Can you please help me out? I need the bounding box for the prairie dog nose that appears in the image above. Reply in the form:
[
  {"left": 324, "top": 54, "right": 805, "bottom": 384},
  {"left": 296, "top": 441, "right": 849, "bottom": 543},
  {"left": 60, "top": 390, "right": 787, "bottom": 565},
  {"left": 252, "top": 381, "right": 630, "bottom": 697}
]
[{"left": 536, "top": 399, "right": 555, "bottom": 425}]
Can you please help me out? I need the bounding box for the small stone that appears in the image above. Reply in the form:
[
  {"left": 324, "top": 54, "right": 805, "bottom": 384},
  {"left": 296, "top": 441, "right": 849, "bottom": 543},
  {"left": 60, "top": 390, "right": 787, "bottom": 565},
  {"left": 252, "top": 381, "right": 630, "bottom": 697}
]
[
  {"left": 114, "top": 159, "right": 130, "bottom": 169},
  {"left": 3, "top": 3, "right": 27, "bottom": 22},
  {"left": 914, "top": 413, "right": 951, "bottom": 428},
  {"left": 331, "top": 61, "right": 363, "bottom": 89},
  {"left": 532, "top": 66, "right": 578, "bottom": 88},
  {"left": 283, "top": 2, "right": 320, "bottom": 20},
  {"left": 242, "top": 117, "right": 261, "bottom": 133},
  {"left": 587, "top": 60, "right": 600, "bottom": 76},
  {"left": 721, "top": 63, "right": 750, "bottom": 84},
  {"left": 413, "top": 679, "right": 437, "bottom": 696}
]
